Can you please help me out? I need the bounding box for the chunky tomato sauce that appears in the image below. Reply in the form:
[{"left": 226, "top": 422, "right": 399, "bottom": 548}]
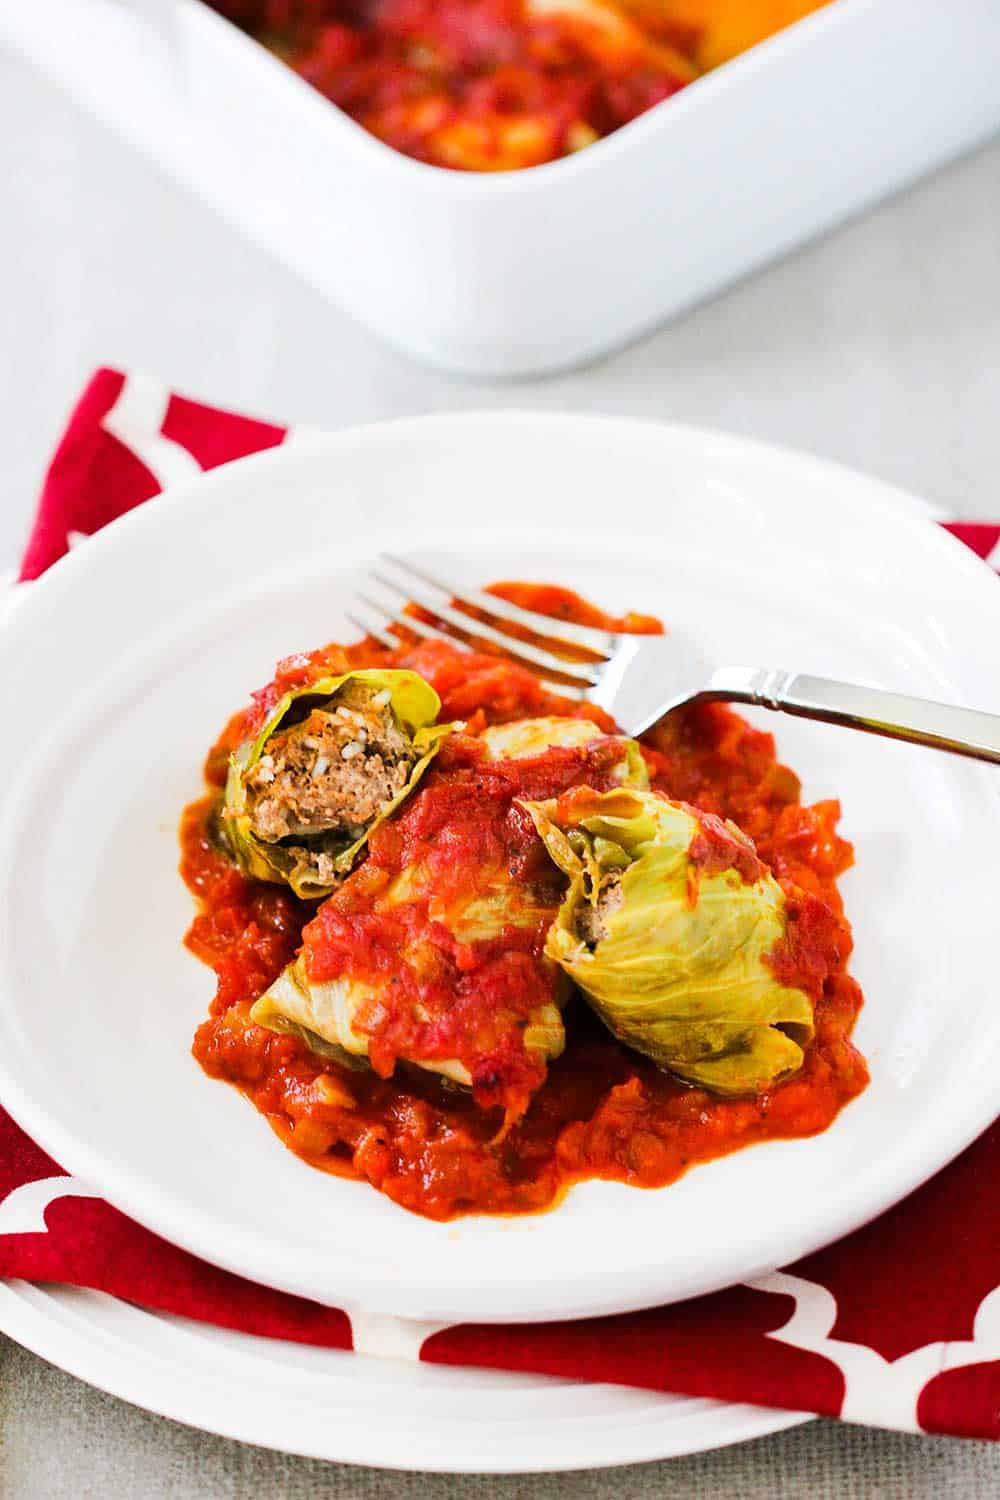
[
  {"left": 210, "top": 1, "right": 832, "bottom": 170},
  {"left": 301, "top": 735, "right": 638, "bottom": 1118},
  {"left": 185, "top": 582, "right": 867, "bottom": 1220}
]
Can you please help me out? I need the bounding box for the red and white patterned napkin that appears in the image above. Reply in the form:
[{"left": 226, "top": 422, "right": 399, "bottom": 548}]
[{"left": 5, "top": 368, "right": 1000, "bottom": 1439}]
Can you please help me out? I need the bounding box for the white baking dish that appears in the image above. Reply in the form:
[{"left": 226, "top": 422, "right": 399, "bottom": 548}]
[{"left": 5, "top": 0, "right": 1000, "bottom": 377}]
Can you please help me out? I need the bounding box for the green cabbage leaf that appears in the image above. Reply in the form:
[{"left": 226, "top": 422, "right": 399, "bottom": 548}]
[{"left": 523, "top": 786, "right": 815, "bottom": 1096}]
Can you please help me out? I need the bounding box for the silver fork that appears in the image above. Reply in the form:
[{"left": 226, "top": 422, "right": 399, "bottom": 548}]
[{"left": 350, "top": 555, "right": 1000, "bottom": 765}]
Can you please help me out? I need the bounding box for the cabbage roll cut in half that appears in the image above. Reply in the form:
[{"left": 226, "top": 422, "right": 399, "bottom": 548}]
[
  {"left": 524, "top": 786, "right": 833, "bottom": 1096},
  {"left": 223, "top": 669, "right": 451, "bottom": 899},
  {"left": 251, "top": 717, "right": 648, "bottom": 1120}
]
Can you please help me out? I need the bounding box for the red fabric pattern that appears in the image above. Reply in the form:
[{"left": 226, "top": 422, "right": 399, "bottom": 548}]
[
  {"left": 940, "top": 522, "right": 1000, "bottom": 561},
  {"left": 787, "top": 1121, "right": 1000, "bottom": 1362},
  {"left": 423, "top": 1286, "right": 848, "bottom": 1416},
  {"left": 919, "top": 1364, "right": 1000, "bottom": 1442},
  {"left": 0, "top": 1109, "right": 352, "bottom": 1349},
  {"left": 5, "top": 368, "right": 1000, "bottom": 1439},
  {"left": 17, "top": 369, "right": 162, "bottom": 581},
  {"left": 161, "top": 392, "right": 286, "bottom": 470}
]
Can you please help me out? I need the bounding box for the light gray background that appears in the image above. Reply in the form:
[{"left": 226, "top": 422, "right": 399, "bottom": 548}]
[{"left": 2, "top": 43, "right": 999, "bottom": 1497}]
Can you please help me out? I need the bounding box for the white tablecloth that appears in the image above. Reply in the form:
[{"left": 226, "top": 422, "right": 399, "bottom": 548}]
[{"left": 2, "top": 43, "right": 999, "bottom": 1496}]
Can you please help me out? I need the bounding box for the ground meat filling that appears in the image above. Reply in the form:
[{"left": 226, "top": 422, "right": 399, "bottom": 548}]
[
  {"left": 244, "top": 687, "right": 416, "bottom": 880},
  {"left": 576, "top": 873, "right": 624, "bottom": 948}
]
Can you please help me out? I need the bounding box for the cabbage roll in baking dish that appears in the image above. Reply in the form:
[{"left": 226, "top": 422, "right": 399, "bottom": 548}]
[
  {"left": 222, "top": 669, "right": 451, "bottom": 899},
  {"left": 523, "top": 786, "right": 825, "bottom": 1096},
  {"left": 251, "top": 717, "right": 648, "bottom": 1119}
]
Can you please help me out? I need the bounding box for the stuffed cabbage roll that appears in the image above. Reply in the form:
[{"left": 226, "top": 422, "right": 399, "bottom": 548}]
[
  {"left": 251, "top": 717, "right": 648, "bottom": 1118},
  {"left": 523, "top": 786, "right": 819, "bottom": 1096},
  {"left": 479, "top": 717, "right": 648, "bottom": 787},
  {"left": 223, "top": 669, "right": 451, "bottom": 899}
]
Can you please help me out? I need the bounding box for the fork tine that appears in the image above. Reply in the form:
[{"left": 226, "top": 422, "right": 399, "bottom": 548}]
[
  {"left": 346, "top": 604, "right": 398, "bottom": 651},
  {"left": 358, "top": 591, "right": 587, "bottom": 700},
  {"left": 382, "top": 554, "right": 615, "bottom": 659},
  {"left": 356, "top": 591, "right": 475, "bottom": 651},
  {"left": 372, "top": 568, "right": 601, "bottom": 688}
]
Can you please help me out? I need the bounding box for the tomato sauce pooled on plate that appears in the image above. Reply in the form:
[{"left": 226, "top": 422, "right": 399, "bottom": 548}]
[{"left": 184, "top": 583, "right": 868, "bottom": 1220}]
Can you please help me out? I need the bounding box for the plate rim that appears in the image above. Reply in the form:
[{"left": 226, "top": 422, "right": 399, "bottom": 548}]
[
  {"left": 1, "top": 410, "right": 998, "bottom": 1326},
  {"left": 0, "top": 1281, "right": 810, "bottom": 1470}
]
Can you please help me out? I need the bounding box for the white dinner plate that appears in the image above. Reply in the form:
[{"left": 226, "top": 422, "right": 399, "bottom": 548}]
[
  {"left": 1, "top": 413, "right": 999, "bottom": 1327},
  {"left": 0, "top": 1280, "right": 806, "bottom": 1469}
]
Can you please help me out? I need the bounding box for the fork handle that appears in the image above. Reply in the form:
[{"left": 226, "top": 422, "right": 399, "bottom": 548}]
[{"left": 710, "top": 668, "right": 1000, "bottom": 766}]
